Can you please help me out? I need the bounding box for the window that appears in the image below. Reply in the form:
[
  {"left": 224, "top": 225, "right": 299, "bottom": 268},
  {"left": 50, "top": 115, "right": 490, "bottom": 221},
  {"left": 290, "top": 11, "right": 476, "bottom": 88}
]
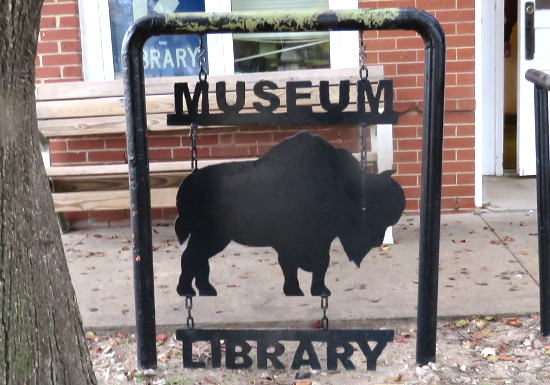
[
  {"left": 232, "top": 0, "right": 330, "bottom": 73},
  {"left": 78, "top": 0, "right": 358, "bottom": 81}
]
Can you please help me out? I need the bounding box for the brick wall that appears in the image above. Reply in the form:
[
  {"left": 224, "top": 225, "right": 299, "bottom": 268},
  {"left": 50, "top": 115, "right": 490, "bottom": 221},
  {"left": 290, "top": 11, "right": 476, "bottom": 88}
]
[
  {"left": 38, "top": 1, "right": 476, "bottom": 223},
  {"left": 360, "top": 0, "right": 476, "bottom": 212},
  {"left": 36, "top": 0, "right": 83, "bottom": 84}
]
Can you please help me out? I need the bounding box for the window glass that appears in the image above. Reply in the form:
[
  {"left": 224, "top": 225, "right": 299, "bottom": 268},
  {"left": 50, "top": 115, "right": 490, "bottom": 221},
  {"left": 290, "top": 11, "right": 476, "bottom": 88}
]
[
  {"left": 108, "top": 0, "right": 208, "bottom": 78},
  {"left": 232, "top": 0, "right": 330, "bottom": 73}
]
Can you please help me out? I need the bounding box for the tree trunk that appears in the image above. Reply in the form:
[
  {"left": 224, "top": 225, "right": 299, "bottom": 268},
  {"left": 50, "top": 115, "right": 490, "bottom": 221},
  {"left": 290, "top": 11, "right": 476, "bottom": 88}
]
[{"left": 0, "top": 1, "right": 97, "bottom": 384}]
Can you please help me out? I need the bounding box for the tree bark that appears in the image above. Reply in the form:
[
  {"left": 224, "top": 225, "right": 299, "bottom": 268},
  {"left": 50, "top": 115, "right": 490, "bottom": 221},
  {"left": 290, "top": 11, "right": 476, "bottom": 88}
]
[{"left": 0, "top": 1, "right": 97, "bottom": 384}]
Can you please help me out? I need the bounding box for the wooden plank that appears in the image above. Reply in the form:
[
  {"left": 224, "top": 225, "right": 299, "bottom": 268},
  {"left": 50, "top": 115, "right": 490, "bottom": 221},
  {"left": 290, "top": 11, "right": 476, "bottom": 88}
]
[
  {"left": 36, "top": 66, "right": 384, "bottom": 101},
  {"left": 45, "top": 158, "right": 256, "bottom": 177},
  {"left": 37, "top": 81, "right": 384, "bottom": 121},
  {"left": 46, "top": 152, "right": 376, "bottom": 178},
  {"left": 52, "top": 173, "right": 185, "bottom": 193},
  {"left": 52, "top": 188, "right": 178, "bottom": 212}
]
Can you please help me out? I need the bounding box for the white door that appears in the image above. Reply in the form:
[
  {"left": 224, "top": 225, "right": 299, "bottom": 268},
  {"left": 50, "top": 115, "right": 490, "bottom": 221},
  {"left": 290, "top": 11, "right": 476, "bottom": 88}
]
[{"left": 517, "top": 0, "right": 550, "bottom": 175}]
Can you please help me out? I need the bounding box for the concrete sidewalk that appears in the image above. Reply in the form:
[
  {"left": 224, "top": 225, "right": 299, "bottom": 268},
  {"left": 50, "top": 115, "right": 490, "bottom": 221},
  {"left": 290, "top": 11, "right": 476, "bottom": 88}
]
[{"left": 63, "top": 210, "right": 542, "bottom": 329}]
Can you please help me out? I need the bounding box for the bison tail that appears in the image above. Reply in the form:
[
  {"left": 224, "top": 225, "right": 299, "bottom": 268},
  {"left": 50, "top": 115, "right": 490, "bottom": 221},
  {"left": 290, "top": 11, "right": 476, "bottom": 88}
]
[{"left": 174, "top": 216, "right": 191, "bottom": 244}]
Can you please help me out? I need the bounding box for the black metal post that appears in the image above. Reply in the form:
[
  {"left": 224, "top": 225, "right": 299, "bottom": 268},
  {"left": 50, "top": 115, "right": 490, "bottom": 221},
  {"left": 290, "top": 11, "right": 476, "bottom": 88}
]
[
  {"left": 121, "top": 8, "right": 445, "bottom": 369},
  {"left": 527, "top": 69, "right": 550, "bottom": 336},
  {"left": 535, "top": 85, "right": 550, "bottom": 335},
  {"left": 122, "top": 28, "right": 157, "bottom": 369}
]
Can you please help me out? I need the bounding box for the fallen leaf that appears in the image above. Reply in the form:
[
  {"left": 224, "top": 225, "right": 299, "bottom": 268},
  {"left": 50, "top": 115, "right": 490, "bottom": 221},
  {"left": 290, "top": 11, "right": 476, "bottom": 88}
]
[
  {"left": 504, "top": 318, "right": 522, "bottom": 327},
  {"left": 156, "top": 334, "right": 168, "bottom": 345},
  {"left": 452, "top": 319, "right": 468, "bottom": 328}
]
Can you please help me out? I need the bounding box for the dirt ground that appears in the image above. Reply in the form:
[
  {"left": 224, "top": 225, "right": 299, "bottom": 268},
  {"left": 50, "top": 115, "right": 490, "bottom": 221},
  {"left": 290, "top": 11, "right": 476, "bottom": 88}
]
[{"left": 87, "top": 314, "right": 550, "bottom": 385}]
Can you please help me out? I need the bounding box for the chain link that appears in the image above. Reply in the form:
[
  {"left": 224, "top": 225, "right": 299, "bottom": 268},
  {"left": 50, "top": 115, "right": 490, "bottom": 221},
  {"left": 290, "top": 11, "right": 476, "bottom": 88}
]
[
  {"left": 189, "top": 123, "right": 198, "bottom": 171},
  {"left": 321, "top": 295, "right": 329, "bottom": 331},
  {"left": 359, "top": 30, "right": 368, "bottom": 81},
  {"left": 198, "top": 34, "right": 208, "bottom": 83},
  {"left": 185, "top": 296, "right": 195, "bottom": 329},
  {"left": 359, "top": 122, "right": 368, "bottom": 171}
]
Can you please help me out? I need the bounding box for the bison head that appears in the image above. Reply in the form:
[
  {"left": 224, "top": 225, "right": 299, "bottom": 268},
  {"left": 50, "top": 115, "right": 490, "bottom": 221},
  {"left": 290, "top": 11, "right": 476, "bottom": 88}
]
[{"left": 339, "top": 170, "right": 405, "bottom": 267}]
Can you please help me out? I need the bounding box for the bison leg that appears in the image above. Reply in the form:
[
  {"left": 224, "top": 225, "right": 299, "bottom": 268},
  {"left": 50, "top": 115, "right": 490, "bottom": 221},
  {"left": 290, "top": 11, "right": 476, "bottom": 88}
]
[
  {"left": 277, "top": 250, "right": 304, "bottom": 296},
  {"left": 310, "top": 252, "right": 331, "bottom": 296},
  {"left": 176, "top": 233, "right": 228, "bottom": 297}
]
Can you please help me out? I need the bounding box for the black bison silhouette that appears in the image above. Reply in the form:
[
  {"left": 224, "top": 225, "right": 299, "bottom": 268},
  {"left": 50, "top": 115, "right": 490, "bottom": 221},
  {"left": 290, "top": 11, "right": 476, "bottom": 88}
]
[{"left": 175, "top": 132, "right": 405, "bottom": 296}]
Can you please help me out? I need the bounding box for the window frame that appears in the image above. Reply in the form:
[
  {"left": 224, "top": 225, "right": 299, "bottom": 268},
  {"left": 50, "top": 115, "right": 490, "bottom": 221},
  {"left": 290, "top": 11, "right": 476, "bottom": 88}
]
[{"left": 78, "top": 0, "right": 359, "bottom": 80}]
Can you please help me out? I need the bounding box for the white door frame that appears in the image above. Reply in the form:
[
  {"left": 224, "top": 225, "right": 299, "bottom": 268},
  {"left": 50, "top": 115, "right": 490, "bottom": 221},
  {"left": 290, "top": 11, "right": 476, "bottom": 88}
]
[{"left": 476, "top": 0, "right": 505, "bottom": 206}]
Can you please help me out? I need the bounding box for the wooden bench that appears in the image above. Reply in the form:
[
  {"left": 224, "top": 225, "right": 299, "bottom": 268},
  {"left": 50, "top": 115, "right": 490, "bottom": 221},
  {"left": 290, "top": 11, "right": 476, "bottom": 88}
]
[{"left": 36, "top": 67, "right": 391, "bottom": 219}]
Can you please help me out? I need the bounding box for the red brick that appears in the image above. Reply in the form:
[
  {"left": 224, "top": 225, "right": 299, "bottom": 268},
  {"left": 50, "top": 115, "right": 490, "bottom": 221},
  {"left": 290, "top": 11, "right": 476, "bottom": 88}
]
[
  {"left": 393, "top": 76, "right": 418, "bottom": 88},
  {"left": 457, "top": 173, "right": 475, "bottom": 184},
  {"left": 398, "top": 162, "right": 422, "bottom": 174},
  {"left": 50, "top": 152, "right": 86, "bottom": 164},
  {"left": 393, "top": 126, "right": 418, "bottom": 138},
  {"left": 441, "top": 23, "right": 457, "bottom": 36},
  {"left": 105, "top": 138, "right": 127, "bottom": 149},
  {"left": 443, "top": 149, "right": 456, "bottom": 161},
  {"left": 148, "top": 136, "right": 181, "bottom": 148},
  {"left": 396, "top": 88, "right": 424, "bottom": 101},
  {"left": 37, "top": 41, "right": 58, "bottom": 54},
  {"left": 378, "top": 50, "right": 417, "bottom": 63},
  {"left": 397, "top": 63, "right": 424, "bottom": 75},
  {"left": 398, "top": 138, "right": 422, "bottom": 151},
  {"left": 447, "top": 34, "right": 475, "bottom": 48},
  {"left": 149, "top": 149, "right": 173, "bottom": 161},
  {"left": 363, "top": 38, "right": 396, "bottom": 51},
  {"left": 405, "top": 199, "right": 419, "bottom": 212},
  {"left": 173, "top": 146, "right": 210, "bottom": 160},
  {"left": 48, "top": 139, "right": 67, "bottom": 152},
  {"left": 457, "top": 149, "right": 475, "bottom": 160},
  {"left": 218, "top": 134, "right": 234, "bottom": 144},
  {"left": 446, "top": 86, "right": 475, "bottom": 99},
  {"left": 378, "top": 30, "right": 416, "bottom": 39},
  {"left": 435, "top": 10, "right": 475, "bottom": 23},
  {"left": 90, "top": 210, "right": 130, "bottom": 222},
  {"left": 444, "top": 137, "right": 475, "bottom": 148},
  {"left": 41, "top": 3, "right": 78, "bottom": 16},
  {"left": 42, "top": 53, "right": 81, "bottom": 66},
  {"left": 196, "top": 134, "right": 219, "bottom": 146},
  {"left": 456, "top": 0, "right": 475, "bottom": 7},
  {"left": 68, "top": 139, "right": 104, "bottom": 150},
  {"left": 40, "top": 16, "right": 56, "bottom": 29},
  {"left": 234, "top": 133, "right": 273, "bottom": 144},
  {"left": 393, "top": 174, "right": 417, "bottom": 187},
  {"left": 210, "top": 145, "right": 250, "bottom": 158},
  {"left": 395, "top": 37, "right": 424, "bottom": 50},
  {"left": 443, "top": 161, "right": 475, "bottom": 173},
  {"left": 397, "top": 112, "right": 423, "bottom": 125},
  {"left": 442, "top": 185, "right": 475, "bottom": 197},
  {"left": 442, "top": 173, "right": 457, "bottom": 185},
  {"left": 88, "top": 151, "right": 126, "bottom": 163},
  {"left": 456, "top": 22, "right": 475, "bottom": 34},
  {"left": 36, "top": 66, "right": 61, "bottom": 78},
  {"left": 60, "top": 41, "right": 81, "bottom": 52},
  {"left": 457, "top": 125, "right": 475, "bottom": 136},
  {"left": 393, "top": 151, "right": 418, "bottom": 163},
  {"left": 59, "top": 16, "right": 79, "bottom": 28},
  {"left": 457, "top": 73, "right": 475, "bottom": 85},
  {"left": 40, "top": 29, "right": 79, "bottom": 41},
  {"left": 457, "top": 99, "right": 476, "bottom": 111},
  {"left": 417, "top": 0, "right": 456, "bottom": 9},
  {"left": 457, "top": 48, "right": 475, "bottom": 60},
  {"left": 445, "top": 112, "right": 475, "bottom": 124},
  {"left": 62, "top": 66, "right": 82, "bottom": 78}
]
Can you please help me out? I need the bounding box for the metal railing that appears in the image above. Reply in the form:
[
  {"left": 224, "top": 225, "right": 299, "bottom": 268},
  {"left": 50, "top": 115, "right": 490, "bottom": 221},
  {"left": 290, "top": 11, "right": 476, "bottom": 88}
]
[{"left": 526, "top": 69, "right": 550, "bottom": 336}]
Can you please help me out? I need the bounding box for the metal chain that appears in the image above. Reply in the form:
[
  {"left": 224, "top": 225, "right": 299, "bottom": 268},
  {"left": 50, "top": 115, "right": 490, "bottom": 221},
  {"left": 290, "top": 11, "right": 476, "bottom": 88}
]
[
  {"left": 189, "top": 123, "right": 198, "bottom": 171},
  {"left": 359, "top": 30, "right": 368, "bottom": 81},
  {"left": 359, "top": 122, "right": 368, "bottom": 171},
  {"left": 321, "top": 295, "right": 329, "bottom": 331},
  {"left": 198, "top": 34, "right": 208, "bottom": 83},
  {"left": 185, "top": 296, "right": 195, "bottom": 329}
]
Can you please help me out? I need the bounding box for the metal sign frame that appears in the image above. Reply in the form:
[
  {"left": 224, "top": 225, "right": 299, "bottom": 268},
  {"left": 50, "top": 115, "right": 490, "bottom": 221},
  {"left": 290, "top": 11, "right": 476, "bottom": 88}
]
[{"left": 122, "top": 8, "right": 446, "bottom": 369}]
